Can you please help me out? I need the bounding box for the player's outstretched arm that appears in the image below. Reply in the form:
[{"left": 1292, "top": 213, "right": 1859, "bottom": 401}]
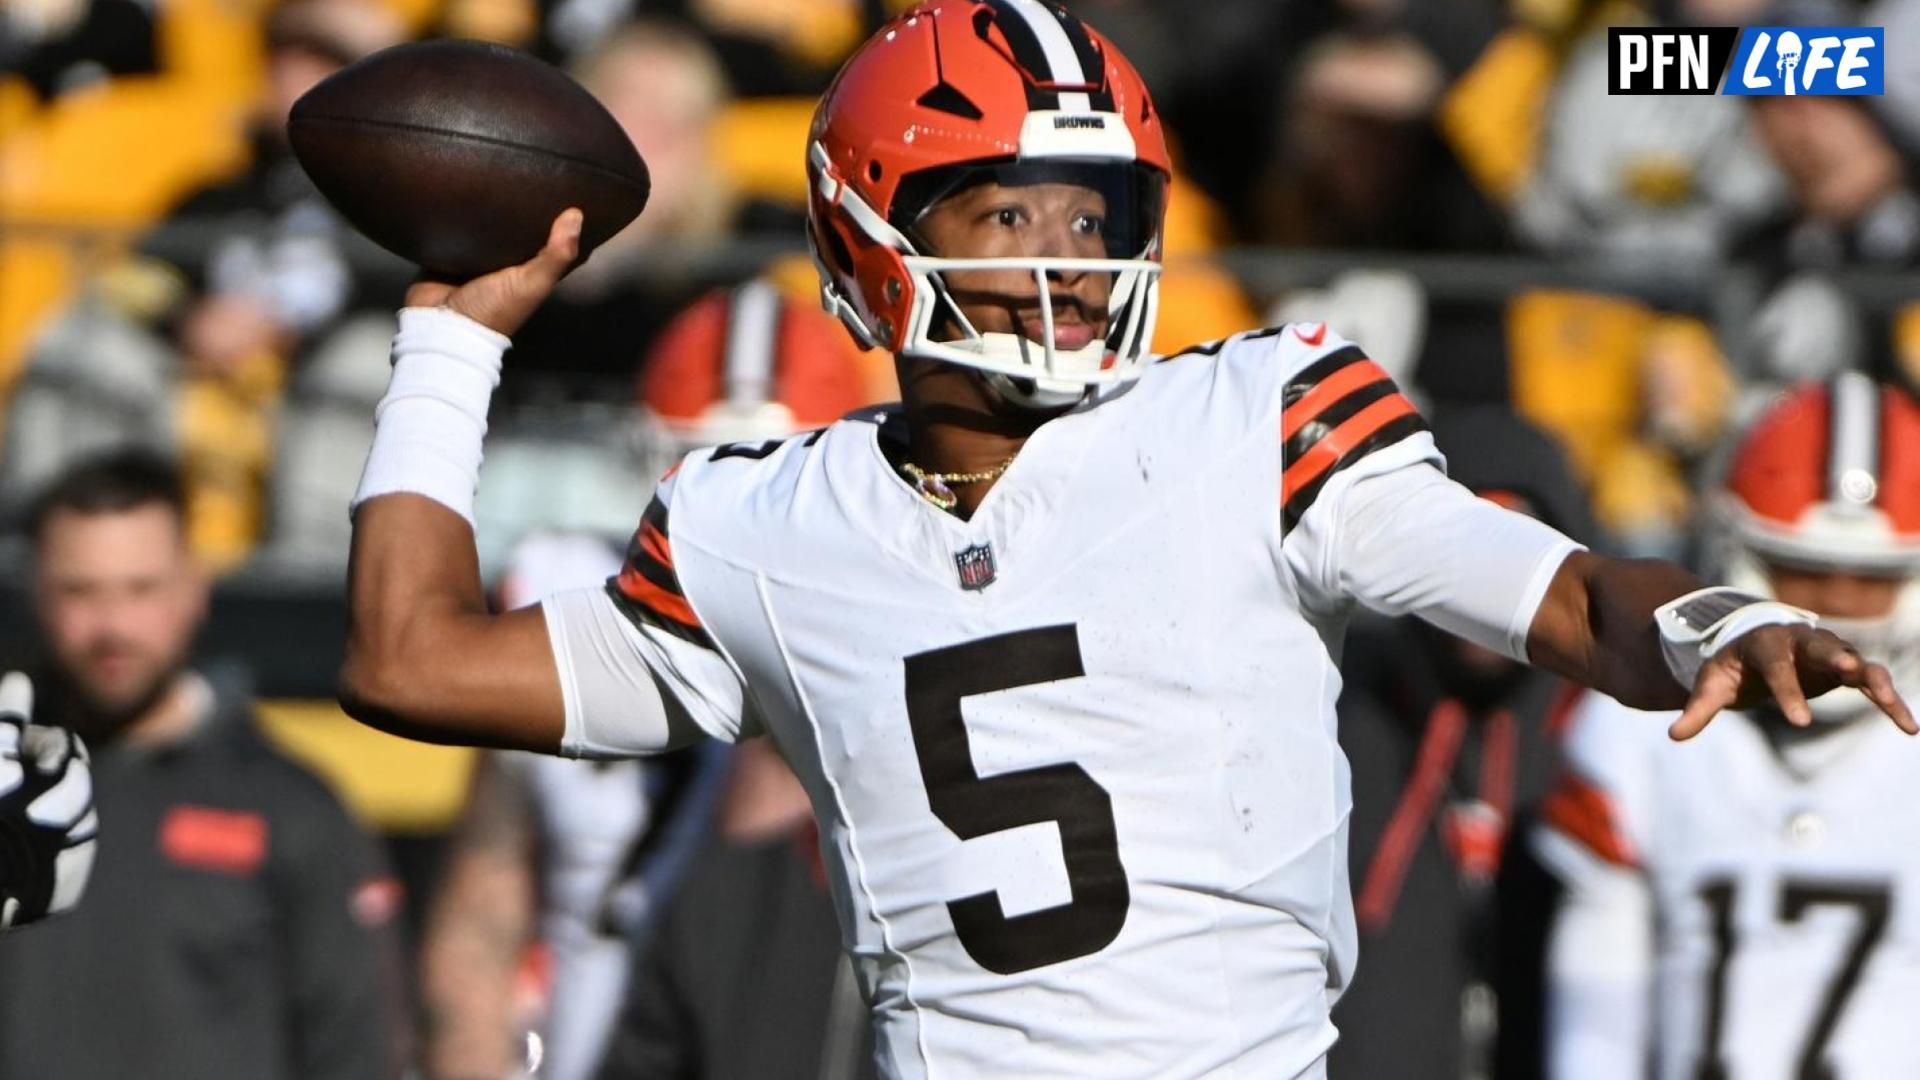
[
  {"left": 1526, "top": 552, "right": 1915, "bottom": 740},
  {"left": 1317, "top": 462, "right": 1911, "bottom": 743},
  {"left": 338, "top": 213, "right": 585, "bottom": 751},
  {"left": 343, "top": 211, "right": 704, "bottom": 757}
]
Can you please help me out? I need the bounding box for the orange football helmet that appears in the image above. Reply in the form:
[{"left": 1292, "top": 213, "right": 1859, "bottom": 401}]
[
  {"left": 806, "top": 0, "right": 1172, "bottom": 408},
  {"left": 639, "top": 278, "right": 871, "bottom": 462},
  {"left": 1717, "top": 373, "right": 1920, "bottom": 719}
]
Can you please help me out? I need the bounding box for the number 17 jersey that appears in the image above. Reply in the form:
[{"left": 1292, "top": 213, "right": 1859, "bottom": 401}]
[{"left": 569, "top": 327, "right": 1578, "bottom": 1078}]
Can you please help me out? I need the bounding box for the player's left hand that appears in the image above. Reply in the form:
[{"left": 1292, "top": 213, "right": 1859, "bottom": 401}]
[{"left": 1670, "top": 623, "right": 1915, "bottom": 740}]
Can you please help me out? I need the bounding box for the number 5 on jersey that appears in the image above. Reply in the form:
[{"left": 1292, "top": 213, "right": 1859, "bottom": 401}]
[{"left": 904, "top": 625, "right": 1130, "bottom": 975}]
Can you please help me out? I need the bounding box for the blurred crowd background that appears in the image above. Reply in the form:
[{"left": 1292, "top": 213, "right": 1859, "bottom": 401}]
[{"left": 0, "top": 0, "right": 1916, "bottom": 1076}]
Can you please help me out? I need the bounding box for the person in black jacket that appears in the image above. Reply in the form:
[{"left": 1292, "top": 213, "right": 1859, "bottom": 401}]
[{"left": 0, "top": 450, "right": 406, "bottom": 1080}]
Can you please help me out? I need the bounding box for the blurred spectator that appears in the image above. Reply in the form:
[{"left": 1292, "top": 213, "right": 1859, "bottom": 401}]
[
  {"left": 421, "top": 532, "right": 727, "bottom": 1080},
  {"left": 0, "top": 449, "right": 405, "bottom": 1080},
  {"left": 162, "top": 0, "right": 403, "bottom": 567},
  {"left": 1255, "top": 29, "right": 1510, "bottom": 250},
  {"left": 439, "top": 0, "right": 887, "bottom": 83},
  {"left": 501, "top": 20, "right": 740, "bottom": 408},
  {"left": 1515, "top": 5, "right": 1787, "bottom": 265},
  {"left": 596, "top": 737, "right": 877, "bottom": 1080},
  {"left": 1, "top": 0, "right": 404, "bottom": 570},
  {"left": 1124, "top": 0, "right": 1333, "bottom": 219},
  {"left": 1744, "top": 92, "right": 1919, "bottom": 269},
  {"left": 669, "top": 0, "right": 884, "bottom": 96},
  {"left": 1874, "top": 0, "right": 1920, "bottom": 160},
  {"left": 1735, "top": 0, "right": 1919, "bottom": 270},
  {"left": 1333, "top": 406, "right": 1596, "bottom": 1080}
]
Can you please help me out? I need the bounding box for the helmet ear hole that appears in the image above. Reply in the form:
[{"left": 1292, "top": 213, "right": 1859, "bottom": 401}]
[{"left": 867, "top": 161, "right": 883, "bottom": 182}]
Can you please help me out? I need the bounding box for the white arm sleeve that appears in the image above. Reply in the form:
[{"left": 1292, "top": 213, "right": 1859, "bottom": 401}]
[
  {"left": 541, "top": 586, "right": 748, "bottom": 758},
  {"left": 1287, "top": 451, "right": 1582, "bottom": 662}
]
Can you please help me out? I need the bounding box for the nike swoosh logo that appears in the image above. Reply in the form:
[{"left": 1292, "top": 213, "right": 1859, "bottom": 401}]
[{"left": 1293, "top": 323, "right": 1327, "bottom": 347}]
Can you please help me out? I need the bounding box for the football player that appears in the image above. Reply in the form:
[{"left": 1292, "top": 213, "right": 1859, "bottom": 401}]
[
  {"left": 337, "top": 3, "right": 1909, "bottom": 1075},
  {"left": 1541, "top": 374, "right": 1920, "bottom": 1080},
  {"left": 0, "top": 671, "right": 95, "bottom": 932}
]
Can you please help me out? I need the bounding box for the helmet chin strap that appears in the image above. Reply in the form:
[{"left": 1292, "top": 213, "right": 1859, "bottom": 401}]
[
  {"left": 982, "top": 370, "right": 1091, "bottom": 411},
  {"left": 934, "top": 330, "right": 1109, "bottom": 411}
]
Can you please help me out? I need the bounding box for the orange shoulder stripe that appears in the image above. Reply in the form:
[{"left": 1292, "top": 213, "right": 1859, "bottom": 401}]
[
  {"left": 1281, "top": 360, "right": 1391, "bottom": 441},
  {"left": 1281, "top": 393, "right": 1419, "bottom": 499},
  {"left": 639, "top": 522, "right": 673, "bottom": 570},
  {"left": 614, "top": 565, "right": 703, "bottom": 630}
]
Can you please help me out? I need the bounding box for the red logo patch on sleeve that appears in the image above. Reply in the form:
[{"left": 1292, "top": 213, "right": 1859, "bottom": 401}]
[{"left": 159, "top": 806, "right": 270, "bottom": 875}]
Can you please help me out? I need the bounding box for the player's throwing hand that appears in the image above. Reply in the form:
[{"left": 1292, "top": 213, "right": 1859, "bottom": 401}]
[
  {"left": 0, "top": 671, "right": 98, "bottom": 930},
  {"left": 404, "top": 209, "right": 585, "bottom": 337}
]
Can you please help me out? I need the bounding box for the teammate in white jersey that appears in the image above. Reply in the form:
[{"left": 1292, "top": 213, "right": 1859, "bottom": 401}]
[
  {"left": 1541, "top": 375, "right": 1920, "bottom": 1080},
  {"left": 335, "top": 3, "right": 1909, "bottom": 1076}
]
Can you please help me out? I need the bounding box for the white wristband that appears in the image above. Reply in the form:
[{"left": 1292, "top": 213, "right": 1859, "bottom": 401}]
[
  {"left": 351, "top": 306, "right": 511, "bottom": 525},
  {"left": 1654, "top": 586, "right": 1818, "bottom": 689}
]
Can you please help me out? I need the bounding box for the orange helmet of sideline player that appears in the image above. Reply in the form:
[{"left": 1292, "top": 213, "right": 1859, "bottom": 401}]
[
  {"left": 1715, "top": 373, "right": 1920, "bottom": 721},
  {"left": 638, "top": 278, "right": 873, "bottom": 467},
  {"left": 805, "top": 0, "right": 1173, "bottom": 409}
]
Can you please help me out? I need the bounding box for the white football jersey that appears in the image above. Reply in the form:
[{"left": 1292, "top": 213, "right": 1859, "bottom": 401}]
[
  {"left": 1540, "top": 692, "right": 1920, "bottom": 1080},
  {"left": 563, "top": 326, "right": 1577, "bottom": 1078}
]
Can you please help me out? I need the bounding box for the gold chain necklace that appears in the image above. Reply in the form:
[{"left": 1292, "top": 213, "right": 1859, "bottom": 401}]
[{"left": 900, "top": 455, "right": 1017, "bottom": 511}]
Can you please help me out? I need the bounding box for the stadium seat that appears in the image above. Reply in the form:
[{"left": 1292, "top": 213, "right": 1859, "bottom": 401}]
[
  {"left": 258, "top": 699, "right": 479, "bottom": 832},
  {"left": 1439, "top": 26, "right": 1557, "bottom": 204},
  {"left": 713, "top": 97, "right": 818, "bottom": 207}
]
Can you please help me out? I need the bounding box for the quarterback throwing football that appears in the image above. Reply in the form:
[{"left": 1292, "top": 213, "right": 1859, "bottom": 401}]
[{"left": 339, "top": 3, "right": 1910, "bottom": 1076}]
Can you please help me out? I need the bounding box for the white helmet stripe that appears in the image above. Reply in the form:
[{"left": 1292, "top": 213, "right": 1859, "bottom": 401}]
[
  {"left": 1829, "top": 371, "right": 1881, "bottom": 507},
  {"left": 999, "top": 0, "right": 1093, "bottom": 110},
  {"left": 723, "top": 279, "right": 781, "bottom": 408}
]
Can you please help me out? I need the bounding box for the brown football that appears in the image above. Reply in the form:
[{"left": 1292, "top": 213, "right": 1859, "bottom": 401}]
[{"left": 288, "top": 39, "right": 650, "bottom": 280}]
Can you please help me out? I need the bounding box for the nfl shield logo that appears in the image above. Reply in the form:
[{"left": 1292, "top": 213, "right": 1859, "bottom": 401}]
[{"left": 953, "top": 543, "right": 997, "bottom": 591}]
